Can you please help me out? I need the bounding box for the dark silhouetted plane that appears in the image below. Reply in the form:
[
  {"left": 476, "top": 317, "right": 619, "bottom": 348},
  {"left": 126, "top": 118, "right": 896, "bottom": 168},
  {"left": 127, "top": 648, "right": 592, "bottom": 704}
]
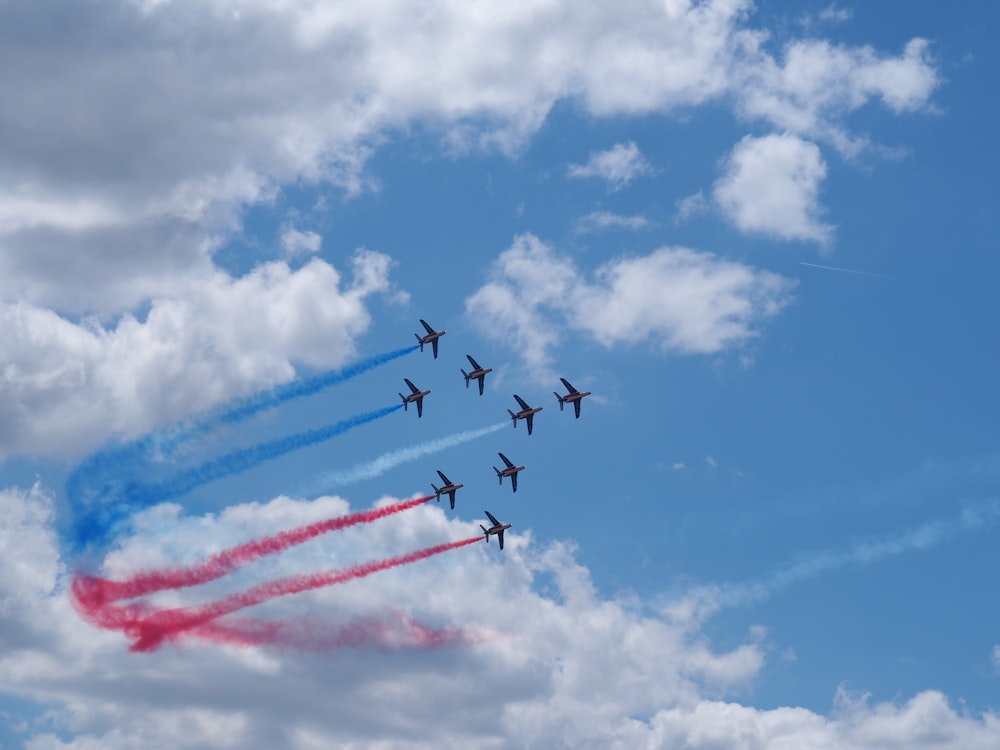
[
  {"left": 480, "top": 510, "right": 511, "bottom": 550},
  {"left": 399, "top": 378, "right": 430, "bottom": 417},
  {"left": 414, "top": 319, "right": 446, "bottom": 358},
  {"left": 508, "top": 394, "right": 542, "bottom": 435},
  {"left": 431, "top": 470, "right": 464, "bottom": 510},
  {"left": 460, "top": 354, "right": 493, "bottom": 395},
  {"left": 493, "top": 452, "right": 525, "bottom": 493},
  {"left": 554, "top": 377, "right": 592, "bottom": 419}
]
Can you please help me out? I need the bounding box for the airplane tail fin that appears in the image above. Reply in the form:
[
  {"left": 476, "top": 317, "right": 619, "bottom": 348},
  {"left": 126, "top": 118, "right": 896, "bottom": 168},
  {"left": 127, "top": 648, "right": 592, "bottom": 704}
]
[
  {"left": 508, "top": 409, "right": 517, "bottom": 427},
  {"left": 461, "top": 369, "right": 470, "bottom": 387},
  {"left": 399, "top": 393, "right": 408, "bottom": 410},
  {"left": 493, "top": 466, "right": 502, "bottom": 484},
  {"left": 414, "top": 333, "right": 424, "bottom": 350},
  {"left": 480, "top": 524, "right": 489, "bottom": 542},
  {"left": 554, "top": 392, "right": 565, "bottom": 411},
  {"left": 431, "top": 484, "right": 440, "bottom": 500}
]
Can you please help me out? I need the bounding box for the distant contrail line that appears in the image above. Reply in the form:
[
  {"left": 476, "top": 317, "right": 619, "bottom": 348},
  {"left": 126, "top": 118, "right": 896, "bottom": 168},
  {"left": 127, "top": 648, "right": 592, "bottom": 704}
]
[{"left": 798, "top": 261, "right": 897, "bottom": 280}]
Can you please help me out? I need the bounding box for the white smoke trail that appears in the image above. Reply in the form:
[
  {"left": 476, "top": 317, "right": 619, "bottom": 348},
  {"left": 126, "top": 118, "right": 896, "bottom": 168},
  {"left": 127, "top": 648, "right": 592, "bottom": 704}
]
[
  {"left": 670, "top": 501, "right": 1000, "bottom": 624},
  {"left": 309, "top": 422, "right": 507, "bottom": 492}
]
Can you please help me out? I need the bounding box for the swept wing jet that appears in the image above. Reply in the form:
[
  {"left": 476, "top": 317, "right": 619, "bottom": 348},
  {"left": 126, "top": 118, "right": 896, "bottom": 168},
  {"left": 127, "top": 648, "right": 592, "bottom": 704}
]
[
  {"left": 554, "top": 377, "right": 592, "bottom": 419},
  {"left": 399, "top": 378, "right": 431, "bottom": 418},
  {"left": 414, "top": 319, "right": 446, "bottom": 359},
  {"left": 480, "top": 510, "right": 512, "bottom": 550},
  {"left": 431, "top": 470, "right": 464, "bottom": 510},
  {"left": 493, "top": 452, "right": 525, "bottom": 493},
  {"left": 508, "top": 394, "right": 542, "bottom": 435},
  {"left": 460, "top": 354, "right": 493, "bottom": 395}
]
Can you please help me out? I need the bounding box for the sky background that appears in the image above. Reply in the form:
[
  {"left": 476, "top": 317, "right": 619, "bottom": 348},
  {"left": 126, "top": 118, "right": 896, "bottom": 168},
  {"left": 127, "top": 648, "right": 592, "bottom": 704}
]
[{"left": 2, "top": 0, "right": 999, "bottom": 747}]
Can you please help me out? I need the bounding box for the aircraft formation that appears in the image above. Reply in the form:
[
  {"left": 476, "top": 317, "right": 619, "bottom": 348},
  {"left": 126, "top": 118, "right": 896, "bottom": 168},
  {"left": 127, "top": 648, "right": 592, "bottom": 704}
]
[{"left": 404, "top": 319, "right": 591, "bottom": 551}]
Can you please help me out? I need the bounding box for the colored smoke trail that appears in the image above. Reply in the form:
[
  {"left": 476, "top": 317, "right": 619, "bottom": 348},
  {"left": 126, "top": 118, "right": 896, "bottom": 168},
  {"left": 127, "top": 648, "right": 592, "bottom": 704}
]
[
  {"left": 214, "top": 345, "right": 418, "bottom": 427},
  {"left": 308, "top": 422, "right": 506, "bottom": 492},
  {"left": 188, "top": 610, "right": 487, "bottom": 652},
  {"left": 73, "top": 404, "right": 402, "bottom": 547},
  {"left": 77, "top": 495, "right": 435, "bottom": 605},
  {"left": 65, "top": 346, "right": 416, "bottom": 528},
  {"left": 73, "top": 536, "right": 482, "bottom": 652}
]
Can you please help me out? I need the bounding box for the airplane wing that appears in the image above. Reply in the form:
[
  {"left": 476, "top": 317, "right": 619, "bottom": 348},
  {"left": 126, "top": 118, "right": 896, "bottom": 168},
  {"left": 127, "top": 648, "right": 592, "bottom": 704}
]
[
  {"left": 420, "top": 319, "right": 435, "bottom": 335},
  {"left": 416, "top": 398, "right": 423, "bottom": 418},
  {"left": 511, "top": 472, "right": 518, "bottom": 492},
  {"left": 513, "top": 394, "right": 530, "bottom": 410},
  {"left": 467, "top": 354, "right": 481, "bottom": 369},
  {"left": 498, "top": 452, "right": 513, "bottom": 468},
  {"left": 437, "top": 470, "right": 450, "bottom": 484},
  {"left": 574, "top": 400, "right": 581, "bottom": 419},
  {"left": 404, "top": 378, "right": 419, "bottom": 393},
  {"left": 560, "top": 377, "right": 578, "bottom": 393},
  {"left": 485, "top": 510, "right": 500, "bottom": 526},
  {"left": 478, "top": 377, "right": 485, "bottom": 396},
  {"left": 431, "top": 338, "right": 439, "bottom": 358},
  {"left": 497, "top": 529, "right": 504, "bottom": 550},
  {"left": 526, "top": 414, "right": 534, "bottom": 435},
  {"left": 448, "top": 492, "right": 455, "bottom": 510}
]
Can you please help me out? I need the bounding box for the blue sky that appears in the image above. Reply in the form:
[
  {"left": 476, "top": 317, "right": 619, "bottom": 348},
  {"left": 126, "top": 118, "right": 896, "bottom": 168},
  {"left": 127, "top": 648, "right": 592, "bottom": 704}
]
[{"left": 2, "top": 1, "right": 999, "bottom": 747}]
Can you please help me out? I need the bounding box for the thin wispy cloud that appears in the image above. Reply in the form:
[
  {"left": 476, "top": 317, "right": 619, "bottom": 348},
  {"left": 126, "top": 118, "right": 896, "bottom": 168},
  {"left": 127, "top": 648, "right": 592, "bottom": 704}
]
[{"left": 568, "top": 142, "right": 654, "bottom": 191}]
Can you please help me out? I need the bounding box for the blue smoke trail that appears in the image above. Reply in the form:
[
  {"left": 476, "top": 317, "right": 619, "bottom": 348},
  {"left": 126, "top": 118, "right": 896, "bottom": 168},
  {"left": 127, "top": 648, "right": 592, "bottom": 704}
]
[
  {"left": 306, "top": 422, "right": 507, "bottom": 494},
  {"left": 74, "top": 404, "right": 402, "bottom": 549},
  {"left": 65, "top": 346, "right": 417, "bottom": 517},
  {"left": 212, "top": 345, "right": 417, "bottom": 427}
]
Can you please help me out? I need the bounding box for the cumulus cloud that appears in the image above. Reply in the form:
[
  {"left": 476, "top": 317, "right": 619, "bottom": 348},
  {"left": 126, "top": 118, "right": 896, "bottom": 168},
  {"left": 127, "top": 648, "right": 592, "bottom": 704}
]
[
  {"left": 0, "top": 485, "right": 764, "bottom": 749},
  {"left": 3, "top": 486, "right": 999, "bottom": 749},
  {"left": 465, "top": 234, "right": 795, "bottom": 377},
  {"left": 734, "top": 37, "right": 940, "bottom": 154},
  {"left": 713, "top": 133, "right": 835, "bottom": 244},
  {"left": 568, "top": 142, "right": 654, "bottom": 191},
  {"left": 0, "top": 251, "right": 395, "bottom": 460},
  {"left": 0, "top": 1, "right": 938, "bottom": 313}
]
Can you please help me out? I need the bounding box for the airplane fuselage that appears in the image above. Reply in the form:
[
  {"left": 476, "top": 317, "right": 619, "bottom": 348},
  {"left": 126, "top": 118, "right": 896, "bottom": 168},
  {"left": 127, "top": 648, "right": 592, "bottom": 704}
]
[{"left": 402, "top": 390, "right": 430, "bottom": 406}]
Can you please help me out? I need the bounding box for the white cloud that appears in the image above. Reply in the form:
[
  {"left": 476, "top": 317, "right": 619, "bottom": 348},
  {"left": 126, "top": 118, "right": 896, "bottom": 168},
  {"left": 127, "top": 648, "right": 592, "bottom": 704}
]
[
  {"left": 465, "top": 234, "right": 794, "bottom": 377},
  {"left": 0, "top": 251, "right": 395, "bottom": 460},
  {"left": 3, "top": 485, "right": 999, "bottom": 749},
  {"left": 574, "top": 210, "right": 650, "bottom": 233},
  {"left": 705, "top": 455, "right": 718, "bottom": 468},
  {"left": 568, "top": 142, "right": 654, "bottom": 191},
  {"left": 734, "top": 37, "right": 940, "bottom": 154},
  {"left": 819, "top": 4, "right": 854, "bottom": 24},
  {"left": 279, "top": 228, "right": 322, "bottom": 258},
  {"left": 0, "top": 485, "right": 763, "bottom": 749},
  {"left": 676, "top": 190, "right": 710, "bottom": 222},
  {"left": 713, "top": 133, "right": 835, "bottom": 244},
  {"left": 0, "top": 2, "right": 937, "bottom": 314}
]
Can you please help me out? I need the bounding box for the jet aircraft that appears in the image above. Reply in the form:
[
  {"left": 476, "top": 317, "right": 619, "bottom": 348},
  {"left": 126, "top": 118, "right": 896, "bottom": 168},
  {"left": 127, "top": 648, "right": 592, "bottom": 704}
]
[
  {"left": 554, "top": 377, "right": 592, "bottom": 419},
  {"left": 480, "top": 510, "right": 512, "bottom": 550},
  {"left": 460, "top": 354, "right": 493, "bottom": 395},
  {"left": 493, "top": 452, "right": 525, "bottom": 493},
  {"left": 508, "top": 394, "right": 543, "bottom": 435},
  {"left": 431, "top": 470, "right": 464, "bottom": 510},
  {"left": 399, "top": 378, "right": 431, "bottom": 417},
  {"left": 414, "top": 319, "right": 446, "bottom": 359}
]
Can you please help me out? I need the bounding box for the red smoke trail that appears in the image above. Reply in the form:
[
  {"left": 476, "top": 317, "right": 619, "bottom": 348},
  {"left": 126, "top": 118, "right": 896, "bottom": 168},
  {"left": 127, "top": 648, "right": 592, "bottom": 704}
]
[
  {"left": 73, "top": 495, "right": 435, "bottom": 607},
  {"left": 72, "top": 536, "right": 483, "bottom": 652},
  {"left": 189, "top": 610, "right": 490, "bottom": 652}
]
